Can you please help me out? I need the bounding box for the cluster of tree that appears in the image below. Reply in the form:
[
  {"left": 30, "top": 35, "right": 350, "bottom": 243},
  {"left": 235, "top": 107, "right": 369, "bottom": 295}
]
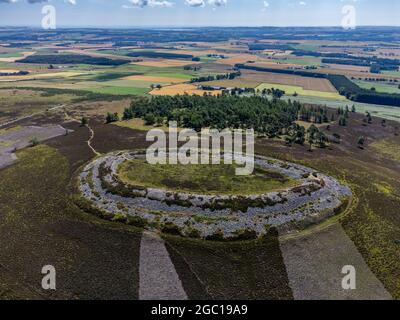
[
  {"left": 112, "top": 41, "right": 139, "bottom": 47},
  {"left": 123, "top": 108, "right": 164, "bottom": 127},
  {"left": 80, "top": 117, "right": 89, "bottom": 127},
  {"left": 184, "top": 65, "right": 201, "bottom": 71},
  {"left": 248, "top": 43, "right": 294, "bottom": 51},
  {"left": 226, "top": 87, "right": 256, "bottom": 95},
  {"left": 285, "top": 123, "right": 328, "bottom": 150},
  {"left": 353, "top": 77, "right": 398, "bottom": 83},
  {"left": 190, "top": 72, "right": 241, "bottom": 83},
  {"left": 105, "top": 112, "right": 120, "bottom": 124},
  {"left": 126, "top": 51, "right": 193, "bottom": 60},
  {"left": 0, "top": 70, "right": 29, "bottom": 76},
  {"left": 292, "top": 50, "right": 351, "bottom": 58},
  {"left": 297, "top": 104, "right": 354, "bottom": 126},
  {"left": 258, "top": 87, "right": 286, "bottom": 99},
  {"left": 298, "top": 105, "right": 330, "bottom": 124},
  {"left": 124, "top": 95, "right": 302, "bottom": 135},
  {"left": 307, "top": 124, "right": 329, "bottom": 150},
  {"left": 206, "top": 54, "right": 225, "bottom": 59},
  {"left": 321, "top": 58, "right": 371, "bottom": 67},
  {"left": 19, "top": 54, "right": 129, "bottom": 66},
  {"left": 336, "top": 106, "right": 354, "bottom": 126},
  {"left": 370, "top": 64, "right": 382, "bottom": 74},
  {"left": 235, "top": 64, "right": 326, "bottom": 79},
  {"left": 285, "top": 124, "right": 306, "bottom": 145},
  {"left": 150, "top": 84, "right": 163, "bottom": 90}
]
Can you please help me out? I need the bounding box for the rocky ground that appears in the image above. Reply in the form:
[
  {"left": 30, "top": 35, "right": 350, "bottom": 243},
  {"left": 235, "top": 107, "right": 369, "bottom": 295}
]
[{"left": 0, "top": 125, "right": 69, "bottom": 169}]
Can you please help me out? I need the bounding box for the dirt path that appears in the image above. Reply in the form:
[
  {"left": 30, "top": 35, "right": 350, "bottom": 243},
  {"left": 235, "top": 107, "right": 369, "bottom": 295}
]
[
  {"left": 279, "top": 223, "right": 392, "bottom": 300},
  {"left": 139, "top": 231, "right": 187, "bottom": 300},
  {"left": 86, "top": 124, "right": 100, "bottom": 156},
  {"left": 64, "top": 113, "right": 100, "bottom": 157}
]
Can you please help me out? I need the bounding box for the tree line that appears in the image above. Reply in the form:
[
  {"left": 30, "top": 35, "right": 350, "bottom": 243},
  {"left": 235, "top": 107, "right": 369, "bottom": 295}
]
[
  {"left": 121, "top": 95, "right": 301, "bottom": 136},
  {"left": 190, "top": 71, "right": 241, "bottom": 83},
  {"left": 19, "top": 54, "right": 129, "bottom": 66}
]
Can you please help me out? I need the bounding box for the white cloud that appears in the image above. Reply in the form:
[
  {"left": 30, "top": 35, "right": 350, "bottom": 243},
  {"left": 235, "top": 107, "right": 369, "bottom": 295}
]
[
  {"left": 185, "top": 0, "right": 205, "bottom": 7},
  {"left": 124, "top": 0, "right": 174, "bottom": 8},
  {"left": 185, "top": 0, "right": 228, "bottom": 8},
  {"left": 208, "top": 0, "right": 227, "bottom": 7},
  {"left": 262, "top": 1, "right": 269, "bottom": 12}
]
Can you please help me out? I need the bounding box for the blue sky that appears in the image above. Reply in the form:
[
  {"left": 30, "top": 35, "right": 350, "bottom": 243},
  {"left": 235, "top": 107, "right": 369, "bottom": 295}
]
[{"left": 0, "top": 0, "right": 399, "bottom": 27}]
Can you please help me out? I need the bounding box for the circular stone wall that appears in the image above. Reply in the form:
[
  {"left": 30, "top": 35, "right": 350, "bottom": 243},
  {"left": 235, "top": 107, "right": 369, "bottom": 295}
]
[{"left": 78, "top": 151, "right": 352, "bottom": 240}]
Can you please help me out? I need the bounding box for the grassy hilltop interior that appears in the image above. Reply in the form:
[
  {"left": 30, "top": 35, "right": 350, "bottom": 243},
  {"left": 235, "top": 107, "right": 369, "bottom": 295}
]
[
  {"left": 0, "top": 27, "right": 400, "bottom": 300},
  {"left": 118, "top": 159, "right": 297, "bottom": 196}
]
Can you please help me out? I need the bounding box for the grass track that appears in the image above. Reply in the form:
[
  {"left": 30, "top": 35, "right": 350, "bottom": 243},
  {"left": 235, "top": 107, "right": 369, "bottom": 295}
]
[{"left": 164, "top": 232, "right": 293, "bottom": 300}]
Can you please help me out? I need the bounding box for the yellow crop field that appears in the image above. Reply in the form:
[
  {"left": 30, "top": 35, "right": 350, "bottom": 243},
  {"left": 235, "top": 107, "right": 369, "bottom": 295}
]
[
  {"left": 256, "top": 83, "right": 345, "bottom": 100},
  {"left": 150, "top": 83, "right": 221, "bottom": 96}
]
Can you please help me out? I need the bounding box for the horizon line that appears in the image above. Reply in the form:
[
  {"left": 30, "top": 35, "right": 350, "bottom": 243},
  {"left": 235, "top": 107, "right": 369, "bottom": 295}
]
[{"left": 1, "top": 25, "right": 400, "bottom": 29}]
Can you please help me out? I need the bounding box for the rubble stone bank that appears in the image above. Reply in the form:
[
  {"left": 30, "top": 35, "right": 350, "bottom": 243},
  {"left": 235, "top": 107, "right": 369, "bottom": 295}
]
[{"left": 78, "top": 151, "right": 352, "bottom": 240}]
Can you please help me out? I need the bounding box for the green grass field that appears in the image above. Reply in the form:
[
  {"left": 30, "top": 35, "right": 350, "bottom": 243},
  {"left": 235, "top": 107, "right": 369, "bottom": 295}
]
[
  {"left": 118, "top": 159, "right": 297, "bottom": 196},
  {"left": 0, "top": 52, "right": 23, "bottom": 58},
  {"left": 272, "top": 55, "right": 321, "bottom": 66},
  {"left": 94, "top": 49, "right": 133, "bottom": 56},
  {"left": 354, "top": 80, "right": 400, "bottom": 94},
  {"left": 291, "top": 43, "right": 321, "bottom": 51},
  {"left": 126, "top": 65, "right": 195, "bottom": 79},
  {"left": 256, "top": 83, "right": 344, "bottom": 100},
  {"left": 88, "top": 86, "right": 150, "bottom": 95},
  {"left": 382, "top": 70, "right": 400, "bottom": 77}
]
